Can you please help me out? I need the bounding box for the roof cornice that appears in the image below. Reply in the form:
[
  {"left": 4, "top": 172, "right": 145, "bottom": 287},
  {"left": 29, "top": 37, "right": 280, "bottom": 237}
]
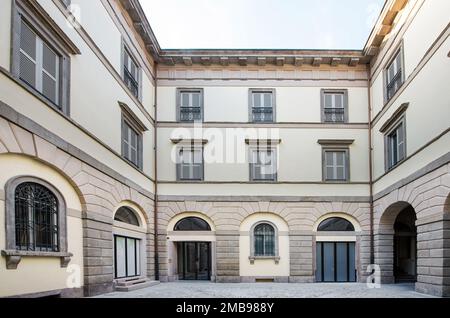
[{"left": 363, "top": 0, "right": 408, "bottom": 56}]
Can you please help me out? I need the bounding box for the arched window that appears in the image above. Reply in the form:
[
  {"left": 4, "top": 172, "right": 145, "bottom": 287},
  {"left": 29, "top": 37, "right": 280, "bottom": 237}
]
[
  {"left": 114, "top": 207, "right": 140, "bottom": 226},
  {"left": 174, "top": 217, "right": 211, "bottom": 231},
  {"left": 254, "top": 223, "right": 275, "bottom": 256},
  {"left": 15, "top": 182, "right": 59, "bottom": 251},
  {"left": 317, "top": 217, "right": 355, "bottom": 231}
]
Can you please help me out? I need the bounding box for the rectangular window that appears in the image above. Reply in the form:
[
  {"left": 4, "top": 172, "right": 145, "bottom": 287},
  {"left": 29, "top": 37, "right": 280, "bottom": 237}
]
[
  {"left": 122, "top": 119, "right": 143, "bottom": 169},
  {"left": 123, "top": 47, "right": 140, "bottom": 99},
  {"left": 324, "top": 150, "right": 349, "bottom": 181},
  {"left": 321, "top": 90, "right": 348, "bottom": 123},
  {"left": 19, "top": 20, "right": 60, "bottom": 106},
  {"left": 386, "top": 49, "right": 404, "bottom": 101},
  {"left": 177, "top": 147, "right": 204, "bottom": 181},
  {"left": 386, "top": 120, "right": 406, "bottom": 169},
  {"left": 178, "top": 89, "right": 203, "bottom": 122},
  {"left": 250, "top": 90, "right": 274, "bottom": 123},
  {"left": 250, "top": 149, "right": 277, "bottom": 182}
]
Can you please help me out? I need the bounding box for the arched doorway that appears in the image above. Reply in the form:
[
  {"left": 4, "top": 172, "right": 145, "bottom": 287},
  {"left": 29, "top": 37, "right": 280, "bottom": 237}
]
[
  {"left": 393, "top": 205, "right": 417, "bottom": 282},
  {"left": 174, "top": 217, "right": 212, "bottom": 281},
  {"left": 113, "top": 206, "right": 146, "bottom": 279},
  {"left": 315, "top": 216, "right": 358, "bottom": 283}
]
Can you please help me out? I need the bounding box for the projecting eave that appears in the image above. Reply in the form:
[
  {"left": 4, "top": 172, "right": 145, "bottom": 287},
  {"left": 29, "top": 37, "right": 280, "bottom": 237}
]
[
  {"left": 363, "top": 0, "right": 408, "bottom": 57},
  {"left": 119, "top": 0, "right": 162, "bottom": 60},
  {"left": 158, "top": 49, "right": 369, "bottom": 67}
]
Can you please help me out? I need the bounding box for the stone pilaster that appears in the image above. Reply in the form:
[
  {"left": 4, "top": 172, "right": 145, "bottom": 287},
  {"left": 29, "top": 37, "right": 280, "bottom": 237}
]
[
  {"left": 358, "top": 232, "right": 372, "bottom": 282},
  {"left": 215, "top": 231, "right": 240, "bottom": 283},
  {"left": 415, "top": 215, "right": 450, "bottom": 297},
  {"left": 374, "top": 231, "right": 395, "bottom": 284},
  {"left": 82, "top": 215, "right": 114, "bottom": 296},
  {"left": 289, "top": 233, "right": 314, "bottom": 282}
]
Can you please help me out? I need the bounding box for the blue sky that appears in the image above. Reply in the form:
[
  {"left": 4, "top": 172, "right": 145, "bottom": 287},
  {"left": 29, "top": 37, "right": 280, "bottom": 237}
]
[{"left": 140, "top": 0, "right": 386, "bottom": 50}]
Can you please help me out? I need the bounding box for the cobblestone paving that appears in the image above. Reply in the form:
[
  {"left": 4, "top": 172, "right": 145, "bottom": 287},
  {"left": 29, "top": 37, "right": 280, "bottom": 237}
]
[{"left": 96, "top": 282, "right": 434, "bottom": 298}]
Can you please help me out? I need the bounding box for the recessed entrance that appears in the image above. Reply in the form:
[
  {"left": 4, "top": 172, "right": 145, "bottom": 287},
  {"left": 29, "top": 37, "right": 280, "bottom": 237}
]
[
  {"left": 316, "top": 242, "right": 357, "bottom": 282},
  {"left": 394, "top": 206, "right": 417, "bottom": 283},
  {"left": 315, "top": 217, "right": 357, "bottom": 282},
  {"left": 177, "top": 242, "right": 211, "bottom": 280}
]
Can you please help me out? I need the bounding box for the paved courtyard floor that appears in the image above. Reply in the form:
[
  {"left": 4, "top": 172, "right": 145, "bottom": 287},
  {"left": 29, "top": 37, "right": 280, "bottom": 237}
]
[{"left": 96, "top": 282, "right": 434, "bottom": 298}]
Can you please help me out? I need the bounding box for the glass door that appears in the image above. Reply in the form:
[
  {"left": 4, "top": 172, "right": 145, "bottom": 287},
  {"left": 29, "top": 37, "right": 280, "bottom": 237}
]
[
  {"left": 178, "top": 242, "right": 211, "bottom": 280},
  {"left": 316, "top": 242, "right": 356, "bottom": 282},
  {"left": 114, "top": 235, "right": 141, "bottom": 279}
]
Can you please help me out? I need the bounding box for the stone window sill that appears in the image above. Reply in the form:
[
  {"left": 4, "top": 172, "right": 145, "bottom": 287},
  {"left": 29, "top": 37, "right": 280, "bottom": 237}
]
[
  {"left": 1, "top": 250, "right": 73, "bottom": 269},
  {"left": 249, "top": 256, "right": 280, "bottom": 264}
]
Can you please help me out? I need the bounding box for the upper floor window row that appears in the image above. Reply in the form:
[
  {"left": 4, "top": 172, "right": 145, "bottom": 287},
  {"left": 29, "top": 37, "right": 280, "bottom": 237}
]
[{"left": 176, "top": 88, "right": 349, "bottom": 124}]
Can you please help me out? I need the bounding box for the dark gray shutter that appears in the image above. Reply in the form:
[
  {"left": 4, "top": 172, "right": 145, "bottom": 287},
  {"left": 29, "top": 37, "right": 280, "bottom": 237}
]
[
  {"left": 122, "top": 120, "right": 128, "bottom": 159},
  {"left": 138, "top": 133, "right": 143, "bottom": 169},
  {"left": 42, "top": 43, "right": 58, "bottom": 104},
  {"left": 19, "top": 21, "right": 37, "bottom": 87},
  {"left": 397, "top": 123, "right": 405, "bottom": 162}
]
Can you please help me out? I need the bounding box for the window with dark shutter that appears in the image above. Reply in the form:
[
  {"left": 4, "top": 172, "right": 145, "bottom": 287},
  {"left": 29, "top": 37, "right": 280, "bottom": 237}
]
[
  {"left": 386, "top": 120, "right": 406, "bottom": 169},
  {"left": 122, "top": 120, "right": 142, "bottom": 169},
  {"left": 19, "top": 20, "right": 60, "bottom": 106},
  {"left": 386, "top": 50, "right": 404, "bottom": 101},
  {"left": 123, "top": 48, "right": 140, "bottom": 99}
]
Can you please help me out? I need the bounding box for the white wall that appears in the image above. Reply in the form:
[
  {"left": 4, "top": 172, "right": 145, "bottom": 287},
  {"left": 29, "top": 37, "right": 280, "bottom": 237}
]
[{"left": 370, "top": 0, "right": 450, "bottom": 192}]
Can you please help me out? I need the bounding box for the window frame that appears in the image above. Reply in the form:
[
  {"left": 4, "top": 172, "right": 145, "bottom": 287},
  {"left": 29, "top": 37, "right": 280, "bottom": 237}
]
[
  {"left": 176, "top": 88, "right": 204, "bottom": 122},
  {"left": 11, "top": 0, "right": 71, "bottom": 115},
  {"left": 384, "top": 116, "right": 407, "bottom": 171},
  {"left": 249, "top": 146, "right": 278, "bottom": 183},
  {"left": 249, "top": 221, "right": 279, "bottom": 263},
  {"left": 176, "top": 145, "right": 205, "bottom": 181},
  {"left": 121, "top": 113, "right": 144, "bottom": 170},
  {"left": 3, "top": 176, "right": 69, "bottom": 269},
  {"left": 121, "top": 40, "right": 142, "bottom": 101},
  {"left": 384, "top": 44, "right": 405, "bottom": 104},
  {"left": 322, "top": 147, "right": 350, "bottom": 182},
  {"left": 249, "top": 88, "right": 276, "bottom": 123},
  {"left": 320, "top": 89, "right": 349, "bottom": 123}
]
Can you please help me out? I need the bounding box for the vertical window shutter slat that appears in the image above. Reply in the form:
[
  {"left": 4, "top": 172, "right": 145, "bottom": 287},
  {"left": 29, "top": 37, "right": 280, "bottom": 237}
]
[
  {"left": 253, "top": 93, "right": 261, "bottom": 107},
  {"left": 138, "top": 134, "right": 143, "bottom": 168},
  {"left": 20, "top": 21, "right": 36, "bottom": 59},
  {"left": 325, "top": 94, "right": 333, "bottom": 108},
  {"left": 264, "top": 93, "right": 272, "bottom": 107},
  {"left": 19, "top": 21, "right": 37, "bottom": 87},
  {"left": 122, "top": 122, "right": 128, "bottom": 158}
]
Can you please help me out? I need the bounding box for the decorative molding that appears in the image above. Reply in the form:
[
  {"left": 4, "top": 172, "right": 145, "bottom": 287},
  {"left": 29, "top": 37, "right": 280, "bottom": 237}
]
[
  {"left": 379, "top": 102, "right": 409, "bottom": 133},
  {"left": 1, "top": 250, "right": 73, "bottom": 270},
  {"left": 317, "top": 139, "right": 355, "bottom": 145},
  {"left": 118, "top": 101, "right": 149, "bottom": 131},
  {"left": 18, "top": 0, "right": 81, "bottom": 54},
  {"left": 157, "top": 195, "right": 371, "bottom": 203},
  {"left": 170, "top": 138, "right": 208, "bottom": 145},
  {"left": 249, "top": 256, "right": 280, "bottom": 265},
  {"left": 245, "top": 139, "right": 282, "bottom": 145}
]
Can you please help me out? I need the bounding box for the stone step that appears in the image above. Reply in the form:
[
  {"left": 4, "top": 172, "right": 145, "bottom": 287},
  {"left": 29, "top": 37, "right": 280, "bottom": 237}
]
[
  {"left": 116, "top": 277, "right": 150, "bottom": 287},
  {"left": 115, "top": 280, "right": 160, "bottom": 292}
]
